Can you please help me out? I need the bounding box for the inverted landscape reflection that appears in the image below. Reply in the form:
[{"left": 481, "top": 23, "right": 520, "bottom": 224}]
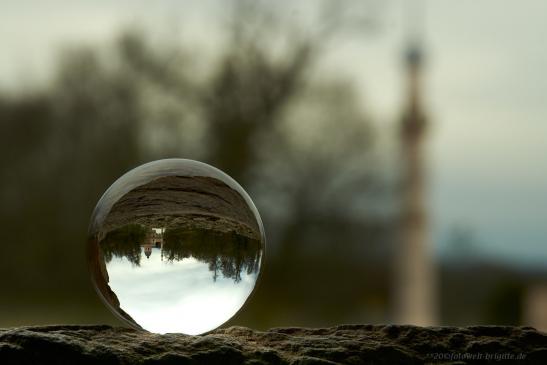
[
  {"left": 88, "top": 161, "right": 265, "bottom": 334},
  {"left": 100, "top": 224, "right": 261, "bottom": 283}
]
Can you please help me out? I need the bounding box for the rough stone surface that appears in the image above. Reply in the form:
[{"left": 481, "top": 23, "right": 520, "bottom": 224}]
[{"left": 0, "top": 325, "right": 546, "bottom": 365}]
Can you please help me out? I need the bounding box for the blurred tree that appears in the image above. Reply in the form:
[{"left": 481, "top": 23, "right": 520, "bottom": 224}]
[
  {"left": 0, "top": 0, "right": 393, "bottom": 327},
  {"left": 0, "top": 43, "right": 144, "bottom": 307},
  {"left": 110, "top": 2, "right": 392, "bottom": 326}
]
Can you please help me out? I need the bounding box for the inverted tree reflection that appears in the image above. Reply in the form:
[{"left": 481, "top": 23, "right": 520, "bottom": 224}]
[
  {"left": 100, "top": 224, "right": 147, "bottom": 267},
  {"left": 163, "top": 227, "right": 261, "bottom": 283},
  {"left": 99, "top": 224, "right": 261, "bottom": 282}
]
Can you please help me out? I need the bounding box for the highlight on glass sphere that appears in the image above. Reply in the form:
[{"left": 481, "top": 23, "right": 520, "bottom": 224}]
[{"left": 87, "top": 159, "right": 265, "bottom": 335}]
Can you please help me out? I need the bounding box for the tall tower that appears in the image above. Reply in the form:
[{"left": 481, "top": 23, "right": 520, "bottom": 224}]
[{"left": 393, "top": 1, "right": 437, "bottom": 326}]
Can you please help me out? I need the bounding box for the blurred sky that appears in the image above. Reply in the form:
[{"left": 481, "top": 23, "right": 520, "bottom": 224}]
[{"left": 1, "top": 0, "right": 546, "bottom": 268}]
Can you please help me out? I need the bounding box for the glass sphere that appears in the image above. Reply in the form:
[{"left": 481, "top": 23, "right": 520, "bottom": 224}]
[{"left": 87, "top": 159, "right": 265, "bottom": 335}]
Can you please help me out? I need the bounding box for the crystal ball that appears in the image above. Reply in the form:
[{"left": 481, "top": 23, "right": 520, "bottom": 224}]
[{"left": 87, "top": 159, "right": 265, "bottom": 334}]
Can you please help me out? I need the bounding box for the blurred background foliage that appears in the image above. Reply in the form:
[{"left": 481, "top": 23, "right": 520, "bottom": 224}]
[
  {"left": 0, "top": 2, "right": 392, "bottom": 328},
  {"left": 1, "top": 0, "right": 546, "bottom": 330}
]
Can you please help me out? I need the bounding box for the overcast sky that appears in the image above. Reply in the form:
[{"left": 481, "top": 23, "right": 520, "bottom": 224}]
[
  {"left": 1, "top": 0, "right": 546, "bottom": 268},
  {"left": 108, "top": 247, "right": 256, "bottom": 334}
]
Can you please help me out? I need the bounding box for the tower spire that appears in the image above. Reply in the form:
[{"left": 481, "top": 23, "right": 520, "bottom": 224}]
[{"left": 393, "top": 0, "right": 437, "bottom": 326}]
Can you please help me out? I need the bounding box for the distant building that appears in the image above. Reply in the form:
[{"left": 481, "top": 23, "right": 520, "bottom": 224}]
[
  {"left": 523, "top": 282, "right": 547, "bottom": 332},
  {"left": 144, "top": 244, "right": 152, "bottom": 259},
  {"left": 149, "top": 229, "right": 163, "bottom": 248},
  {"left": 142, "top": 229, "right": 164, "bottom": 259},
  {"left": 392, "top": 37, "right": 437, "bottom": 326}
]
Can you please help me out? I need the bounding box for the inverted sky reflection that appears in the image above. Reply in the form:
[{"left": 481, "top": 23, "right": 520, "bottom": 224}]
[{"left": 107, "top": 247, "right": 256, "bottom": 334}]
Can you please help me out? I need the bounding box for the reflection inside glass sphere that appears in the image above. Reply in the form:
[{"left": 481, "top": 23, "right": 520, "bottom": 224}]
[{"left": 87, "top": 159, "right": 264, "bottom": 335}]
